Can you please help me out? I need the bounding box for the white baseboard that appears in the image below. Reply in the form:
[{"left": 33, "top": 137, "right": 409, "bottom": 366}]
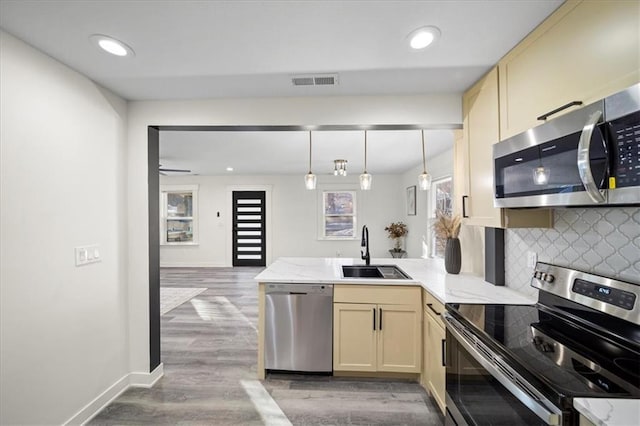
[
  {"left": 65, "top": 363, "right": 164, "bottom": 426},
  {"left": 160, "top": 262, "right": 226, "bottom": 267},
  {"left": 130, "top": 363, "right": 164, "bottom": 388}
]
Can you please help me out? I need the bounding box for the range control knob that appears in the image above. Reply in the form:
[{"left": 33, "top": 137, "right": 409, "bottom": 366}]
[
  {"left": 544, "top": 274, "right": 555, "bottom": 283},
  {"left": 533, "top": 271, "right": 542, "bottom": 279}
]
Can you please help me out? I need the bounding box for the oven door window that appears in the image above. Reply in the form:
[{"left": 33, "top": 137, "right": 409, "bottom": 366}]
[
  {"left": 494, "top": 128, "right": 607, "bottom": 200},
  {"left": 446, "top": 330, "right": 549, "bottom": 425}
]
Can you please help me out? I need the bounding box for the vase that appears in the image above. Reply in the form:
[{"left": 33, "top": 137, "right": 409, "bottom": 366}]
[
  {"left": 389, "top": 249, "right": 406, "bottom": 259},
  {"left": 445, "top": 237, "right": 461, "bottom": 274}
]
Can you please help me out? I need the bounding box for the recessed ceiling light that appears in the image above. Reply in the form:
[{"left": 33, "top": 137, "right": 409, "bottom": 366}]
[
  {"left": 407, "top": 26, "right": 441, "bottom": 50},
  {"left": 226, "top": 167, "right": 234, "bottom": 172},
  {"left": 89, "top": 34, "right": 135, "bottom": 57}
]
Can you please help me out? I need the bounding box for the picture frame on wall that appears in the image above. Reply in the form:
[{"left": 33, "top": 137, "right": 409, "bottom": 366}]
[{"left": 406, "top": 185, "right": 416, "bottom": 216}]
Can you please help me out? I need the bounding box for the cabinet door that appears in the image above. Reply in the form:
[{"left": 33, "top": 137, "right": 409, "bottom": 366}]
[
  {"left": 333, "top": 303, "right": 377, "bottom": 372},
  {"left": 377, "top": 304, "right": 421, "bottom": 373},
  {"left": 421, "top": 310, "right": 430, "bottom": 387},
  {"left": 462, "top": 67, "right": 503, "bottom": 228},
  {"left": 426, "top": 313, "right": 446, "bottom": 414},
  {"left": 499, "top": 0, "right": 640, "bottom": 139},
  {"left": 459, "top": 68, "right": 553, "bottom": 230}
]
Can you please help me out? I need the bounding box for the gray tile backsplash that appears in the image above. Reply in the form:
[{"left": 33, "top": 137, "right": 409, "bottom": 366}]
[{"left": 505, "top": 207, "right": 640, "bottom": 297}]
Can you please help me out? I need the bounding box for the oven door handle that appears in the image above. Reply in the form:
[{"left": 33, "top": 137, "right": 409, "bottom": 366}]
[
  {"left": 577, "top": 110, "right": 606, "bottom": 204},
  {"left": 443, "top": 313, "right": 562, "bottom": 426}
]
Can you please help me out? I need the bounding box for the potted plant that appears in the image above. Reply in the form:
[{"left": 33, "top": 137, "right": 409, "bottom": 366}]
[
  {"left": 432, "top": 210, "right": 462, "bottom": 274},
  {"left": 384, "top": 222, "right": 408, "bottom": 258}
]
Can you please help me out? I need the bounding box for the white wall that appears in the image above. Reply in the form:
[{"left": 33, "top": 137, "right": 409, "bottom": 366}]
[
  {"left": 128, "top": 94, "right": 462, "bottom": 373},
  {"left": 0, "top": 32, "right": 129, "bottom": 424},
  {"left": 160, "top": 173, "right": 405, "bottom": 266},
  {"left": 400, "top": 147, "right": 454, "bottom": 259}
]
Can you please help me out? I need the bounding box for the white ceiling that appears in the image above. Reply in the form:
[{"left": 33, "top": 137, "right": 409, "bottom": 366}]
[
  {"left": 0, "top": 0, "right": 563, "bottom": 101},
  {"left": 0, "top": 0, "right": 563, "bottom": 175},
  {"left": 159, "top": 128, "right": 453, "bottom": 176}
]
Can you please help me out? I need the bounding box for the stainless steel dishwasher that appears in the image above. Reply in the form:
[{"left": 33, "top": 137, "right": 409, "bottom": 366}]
[{"left": 265, "top": 283, "right": 333, "bottom": 373}]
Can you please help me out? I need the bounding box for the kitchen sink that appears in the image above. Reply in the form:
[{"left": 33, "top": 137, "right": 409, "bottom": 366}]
[{"left": 342, "top": 265, "right": 412, "bottom": 280}]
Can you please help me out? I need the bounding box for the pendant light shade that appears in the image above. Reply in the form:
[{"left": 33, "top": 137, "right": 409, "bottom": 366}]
[
  {"left": 305, "top": 131, "right": 316, "bottom": 190},
  {"left": 359, "top": 130, "right": 372, "bottom": 190},
  {"left": 418, "top": 130, "right": 431, "bottom": 190},
  {"left": 305, "top": 172, "right": 317, "bottom": 190}
]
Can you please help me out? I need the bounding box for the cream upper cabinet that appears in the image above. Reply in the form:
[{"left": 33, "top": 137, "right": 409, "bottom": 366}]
[
  {"left": 333, "top": 285, "right": 421, "bottom": 374},
  {"left": 458, "top": 68, "right": 553, "bottom": 228},
  {"left": 498, "top": 0, "right": 640, "bottom": 139},
  {"left": 461, "top": 67, "right": 501, "bottom": 227}
]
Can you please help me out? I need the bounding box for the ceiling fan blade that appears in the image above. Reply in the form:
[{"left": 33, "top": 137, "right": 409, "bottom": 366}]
[{"left": 158, "top": 168, "right": 191, "bottom": 173}]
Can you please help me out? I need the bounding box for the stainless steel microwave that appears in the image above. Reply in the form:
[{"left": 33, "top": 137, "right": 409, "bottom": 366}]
[{"left": 493, "top": 83, "right": 640, "bottom": 208}]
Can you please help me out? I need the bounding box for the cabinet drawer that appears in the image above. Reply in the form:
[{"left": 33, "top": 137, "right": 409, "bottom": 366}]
[
  {"left": 423, "top": 289, "right": 445, "bottom": 329},
  {"left": 334, "top": 285, "right": 420, "bottom": 306}
]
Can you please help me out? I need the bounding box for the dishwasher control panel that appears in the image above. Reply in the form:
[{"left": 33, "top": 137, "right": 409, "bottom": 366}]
[{"left": 265, "top": 283, "right": 333, "bottom": 295}]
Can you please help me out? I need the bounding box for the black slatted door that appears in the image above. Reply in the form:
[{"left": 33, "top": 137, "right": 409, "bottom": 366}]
[{"left": 232, "top": 191, "right": 266, "bottom": 266}]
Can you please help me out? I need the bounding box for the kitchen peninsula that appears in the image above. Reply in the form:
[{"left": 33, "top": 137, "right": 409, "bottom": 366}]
[{"left": 254, "top": 257, "right": 535, "bottom": 411}]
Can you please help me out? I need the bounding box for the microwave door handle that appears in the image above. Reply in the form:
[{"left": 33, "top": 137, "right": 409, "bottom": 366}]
[{"left": 577, "top": 110, "right": 606, "bottom": 203}]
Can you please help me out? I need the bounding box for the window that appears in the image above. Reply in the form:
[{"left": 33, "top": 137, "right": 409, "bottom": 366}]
[
  {"left": 430, "top": 177, "right": 453, "bottom": 257},
  {"left": 160, "top": 185, "right": 198, "bottom": 245},
  {"left": 321, "top": 191, "right": 356, "bottom": 239}
]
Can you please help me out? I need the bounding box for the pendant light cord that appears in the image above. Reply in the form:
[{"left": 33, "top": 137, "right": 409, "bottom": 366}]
[
  {"left": 421, "top": 130, "right": 427, "bottom": 173},
  {"left": 308, "top": 131, "right": 313, "bottom": 173},
  {"left": 364, "top": 130, "right": 368, "bottom": 173}
]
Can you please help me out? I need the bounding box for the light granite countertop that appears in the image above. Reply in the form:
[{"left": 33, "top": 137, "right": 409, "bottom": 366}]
[
  {"left": 254, "top": 257, "right": 536, "bottom": 305},
  {"left": 574, "top": 398, "right": 640, "bottom": 426}
]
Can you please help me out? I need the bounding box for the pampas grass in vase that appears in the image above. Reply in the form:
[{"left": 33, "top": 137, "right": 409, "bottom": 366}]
[{"left": 433, "top": 210, "right": 462, "bottom": 274}]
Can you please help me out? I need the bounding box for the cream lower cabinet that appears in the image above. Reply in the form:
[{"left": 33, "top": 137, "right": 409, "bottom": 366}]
[
  {"left": 378, "top": 304, "right": 421, "bottom": 372},
  {"left": 333, "top": 303, "right": 377, "bottom": 371},
  {"left": 333, "top": 285, "right": 421, "bottom": 374},
  {"left": 421, "top": 289, "right": 446, "bottom": 415}
]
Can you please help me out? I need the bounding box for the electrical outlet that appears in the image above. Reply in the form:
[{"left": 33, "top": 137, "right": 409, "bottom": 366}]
[{"left": 527, "top": 251, "right": 537, "bottom": 268}]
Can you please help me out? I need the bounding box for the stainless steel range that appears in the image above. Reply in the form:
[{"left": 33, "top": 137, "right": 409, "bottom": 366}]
[{"left": 443, "top": 263, "right": 639, "bottom": 425}]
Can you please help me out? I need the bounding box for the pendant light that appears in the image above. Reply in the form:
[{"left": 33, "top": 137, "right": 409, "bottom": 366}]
[
  {"left": 360, "top": 130, "right": 372, "bottom": 190},
  {"left": 418, "top": 130, "right": 431, "bottom": 190},
  {"left": 304, "top": 131, "right": 317, "bottom": 190}
]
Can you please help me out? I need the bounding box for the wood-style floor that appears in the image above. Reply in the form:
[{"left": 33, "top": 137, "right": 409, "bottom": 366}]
[{"left": 90, "top": 267, "right": 443, "bottom": 425}]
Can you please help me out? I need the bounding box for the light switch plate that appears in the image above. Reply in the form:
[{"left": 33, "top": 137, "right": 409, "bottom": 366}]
[
  {"left": 527, "top": 251, "right": 537, "bottom": 268},
  {"left": 75, "top": 244, "right": 101, "bottom": 266}
]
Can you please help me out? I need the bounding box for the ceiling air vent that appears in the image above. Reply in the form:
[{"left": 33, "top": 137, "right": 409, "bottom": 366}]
[{"left": 291, "top": 74, "right": 339, "bottom": 87}]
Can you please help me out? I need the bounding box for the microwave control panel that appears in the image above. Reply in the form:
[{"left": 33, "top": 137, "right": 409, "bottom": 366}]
[
  {"left": 611, "top": 119, "right": 640, "bottom": 188},
  {"left": 572, "top": 279, "right": 636, "bottom": 311}
]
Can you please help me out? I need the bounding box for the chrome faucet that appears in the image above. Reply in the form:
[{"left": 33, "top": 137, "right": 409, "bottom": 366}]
[{"left": 361, "top": 225, "right": 370, "bottom": 266}]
